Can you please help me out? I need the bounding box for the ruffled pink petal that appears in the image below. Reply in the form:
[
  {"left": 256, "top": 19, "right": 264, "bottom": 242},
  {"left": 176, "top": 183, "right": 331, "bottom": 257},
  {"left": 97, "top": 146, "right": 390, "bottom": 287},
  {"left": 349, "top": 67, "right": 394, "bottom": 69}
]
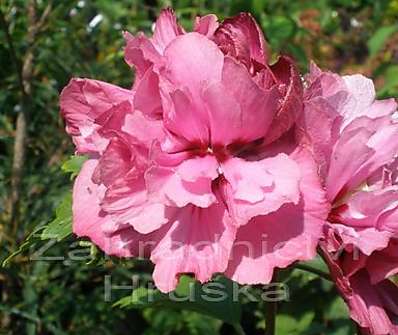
[
  {"left": 221, "top": 154, "right": 301, "bottom": 224},
  {"left": 122, "top": 109, "right": 163, "bottom": 148},
  {"left": 92, "top": 137, "right": 134, "bottom": 187},
  {"left": 225, "top": 149, "right": 328, "bottom": 284},
  {"left": 133, "top": 67, "right": 163, "bottom": 119},
  {"left": 150, "top": 204, "right": 237, "bottom": 292},
  {"left": 350, "top": 272, "right": 396, "bottom": 335},
  {"left": 162, "top": 89, "right": 209, "bottom": 146},
  {"left": 202, "top": 82, "right": 243, "bottom": 145},
  {"left": 336, "top": 187, "right": 398, "bottom": 232},
  {"left": 304, "top": 63, "right": 398, "bottom": 128},
  {"left": 73, "top": 159, "right": 136, "bottom": 257},
  {"left": 213, "top": 12, "right": 269, "bottom": 68},
  {"left": 325, "top": 125, "right": 375, "bottom": 202},
  {"left": 74, "top": 159, "right": 170, "bottom": 252},
  {"left": 60, "top": 78, "right": 133, "bottom": 154},
  {"left": 145, "top": 155, "right": 219, "bottom": 208},
  {"left": 263, "top": 56, "right": 303, "bottom": 145},
  {"left": 204, "top": 57, "right": 279, "bottom": 145},
  {"left": 194, "top": 14, "right": 219, "bottom": 37},
  {"left": 326, "top": 116, "right": 398, "bottom": 201},
  {"left": 345, "top": 119, "right": 398, "bottom": 193},
  {"left": 330, "top": 224, "right": 392, "bottom": 256},
  {"left": 321, "top": 236, "right": 398, "bottom": 335},
  {"left": 321, "top": 244, "right": 398, "bottom": 335},
  {"left": 124, "top": 32, "right": 162, "bottom": 78},
  {"left": 340, "top": 74, "right": 396, "bottom": 124},
  {"left": 176, "top": 155, "right": 220, "bottom": 182},
  {"left": 299, "top": 96, "right": 342, "bottom": 178},
  {"left": 98, "top": 166, "right": 170, "bottom": 235},
  {"left": 365, "top": 240, "right": 398, "bottom": 284},
  {"left": 162, "top": 32, "right": 224, "bottom": 102},
  {"left": 151, "top": 8, "right": 184, "bottom": 54}
]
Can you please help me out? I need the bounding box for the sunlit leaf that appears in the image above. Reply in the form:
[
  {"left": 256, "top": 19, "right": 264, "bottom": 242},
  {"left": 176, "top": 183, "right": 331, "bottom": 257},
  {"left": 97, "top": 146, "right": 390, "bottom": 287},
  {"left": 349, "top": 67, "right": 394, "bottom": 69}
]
[
  {"left": 41, "top": 192, "right": 72, "bottom": 241},
  {"left": 368, "top": 25, "right": 398, "bottom": 56},
  {"left": 61, "top": 155, "right": 87, "bottom": 178}
]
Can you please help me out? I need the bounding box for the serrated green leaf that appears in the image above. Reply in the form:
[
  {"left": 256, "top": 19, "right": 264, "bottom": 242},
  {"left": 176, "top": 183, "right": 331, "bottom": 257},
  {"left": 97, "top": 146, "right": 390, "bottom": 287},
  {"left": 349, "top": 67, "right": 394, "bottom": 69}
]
[
  {"left": 41, "top": 192, "right": 72, "bottom": 241},
  {"left": 114, "top": 275, "right": 241, "bottom": 326}
]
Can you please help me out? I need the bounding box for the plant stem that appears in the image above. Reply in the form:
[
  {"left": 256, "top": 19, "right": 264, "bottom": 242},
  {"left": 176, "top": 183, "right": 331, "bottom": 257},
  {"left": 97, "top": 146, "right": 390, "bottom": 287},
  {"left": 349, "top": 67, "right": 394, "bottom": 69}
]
[
  {"left": 265, "top": 271, "right": 279, "bottom": 335},
  {"left": 294, "top": 263, "right": 332, "bottom": 282}
]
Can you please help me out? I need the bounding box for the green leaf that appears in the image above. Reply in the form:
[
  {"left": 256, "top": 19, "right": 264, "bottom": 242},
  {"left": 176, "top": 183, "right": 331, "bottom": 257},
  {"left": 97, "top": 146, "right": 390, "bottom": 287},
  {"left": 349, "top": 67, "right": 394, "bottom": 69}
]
[
  {"left": 368, "top": 25, "right": 398, "bottom": 56},
  {"left": 114, "top": 275, "right": 242, "bottom": 326},
  {"left": 61, "top": 155, "right": 87, "bottom": 178},
  {"left": 378, "top": 65, "right": 398, "bottom": 97},
  {"left": 2, "top": 228, "right": 43, "bottom": 267},
  {"left": 286, "top": 44, "right": 308, "bottom": 70},
  {"left": 326, "top": 296, "right": 350, "bottom": 320},
  {"left": 41, "top": 192, "right": 72, "bottom": 241},
  {"left": 251, "top": 0, "right": 266, "bottom": 17},
  {"left": 262, "top": 15, "right": 296, "bottom": 51},
  {"left": 276, "top": 311, "right": 315, "bottom": 334},
  {"left": 300, "top": 255, "right": 329, "bottom": 273}
]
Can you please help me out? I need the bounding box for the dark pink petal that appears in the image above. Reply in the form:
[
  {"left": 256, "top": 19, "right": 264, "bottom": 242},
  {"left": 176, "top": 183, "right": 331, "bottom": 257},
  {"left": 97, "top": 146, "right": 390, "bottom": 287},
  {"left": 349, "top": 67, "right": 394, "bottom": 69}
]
[
  {"left": 321, "top": 242, "right": 398, "bottom": 335},
  {"left": 365, "top": 240, "right": 398, "bottom": 284},
  {"left": 194, "top": 14, "right": 219, "bottom": 37},
  {"left": 213, "top": 12, "right": 269, "bottom": 68},
  {"left": 204, "top": 57, "right": 279, "bottom": 145},
  {"left": 92, "top": 137, "right": 133, "bottom": 187},
  {"left": 350, "top": 272, "right": 396, "bottom": 335},
  {"left": 263, "top": 56, "right": 304, "bottom": 145}
]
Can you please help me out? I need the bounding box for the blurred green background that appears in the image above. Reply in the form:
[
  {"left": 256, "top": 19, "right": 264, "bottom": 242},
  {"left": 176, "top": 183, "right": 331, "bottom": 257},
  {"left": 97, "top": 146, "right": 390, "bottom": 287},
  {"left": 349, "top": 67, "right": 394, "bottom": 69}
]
[{"left": 0, "top": 0, "right": 397, "bottom": 334}]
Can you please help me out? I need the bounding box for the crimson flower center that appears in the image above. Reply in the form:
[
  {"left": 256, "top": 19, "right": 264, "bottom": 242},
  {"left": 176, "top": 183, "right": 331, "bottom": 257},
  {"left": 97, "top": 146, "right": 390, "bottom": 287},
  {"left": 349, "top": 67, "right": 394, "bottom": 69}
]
[{"left": 187, "top": 138, "right": 265, "bottom": 163}]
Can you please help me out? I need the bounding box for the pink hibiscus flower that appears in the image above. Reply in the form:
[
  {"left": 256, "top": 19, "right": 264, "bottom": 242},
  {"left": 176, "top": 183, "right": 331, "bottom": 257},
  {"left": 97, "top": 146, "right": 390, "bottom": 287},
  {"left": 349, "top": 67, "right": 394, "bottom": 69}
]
[
  {"left": 301, "top": 62, "right": 398, "bottom": 334},
  {"left": 60, "top": 9, "right": 328, "bottom": 292}
]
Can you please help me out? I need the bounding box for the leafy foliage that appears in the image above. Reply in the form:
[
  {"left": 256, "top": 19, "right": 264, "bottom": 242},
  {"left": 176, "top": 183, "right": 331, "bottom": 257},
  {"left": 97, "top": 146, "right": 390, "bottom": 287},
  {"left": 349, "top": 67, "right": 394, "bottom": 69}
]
[
  {"left": 40, "top": 192, "right": 72, "bottom": 241},
  {"left": 61, "top": 155, "right": 88, "bottom": 178},
  {"left": 115, "top": 275, "right": 242, "bottom": 327}
]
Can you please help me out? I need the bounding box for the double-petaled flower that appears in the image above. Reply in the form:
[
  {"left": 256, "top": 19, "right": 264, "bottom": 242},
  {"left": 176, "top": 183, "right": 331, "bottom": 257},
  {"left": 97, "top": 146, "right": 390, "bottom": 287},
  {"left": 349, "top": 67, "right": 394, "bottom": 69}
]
[
  {"left": 61, "top": 10, "right": 328, "bottom": 292},
  {"left": 302, "top": 63, "right": 398, "bottom": 335}
]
